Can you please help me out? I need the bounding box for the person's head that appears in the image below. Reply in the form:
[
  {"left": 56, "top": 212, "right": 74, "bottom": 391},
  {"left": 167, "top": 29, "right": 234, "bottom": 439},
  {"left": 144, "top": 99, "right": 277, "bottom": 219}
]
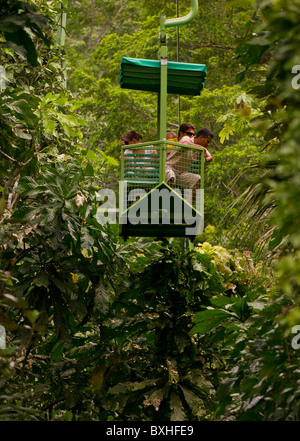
[
  {"left": 166, "top": 131, "right": 177, "bottom": 140},
  {"left": 194, "top": 128, "right": 213, "bottom": 148},
  {"left": 121, "top": 130, "right": 143, "bottom": 146},
  {"left": 178, "top": 123, "right": 196, "bottom": 141}
]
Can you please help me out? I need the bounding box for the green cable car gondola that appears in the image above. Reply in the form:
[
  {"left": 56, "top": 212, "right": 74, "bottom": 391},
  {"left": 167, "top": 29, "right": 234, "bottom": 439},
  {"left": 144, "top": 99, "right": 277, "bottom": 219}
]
[{"left": 119, "top": 0, "right": 207, "bottom": 241}]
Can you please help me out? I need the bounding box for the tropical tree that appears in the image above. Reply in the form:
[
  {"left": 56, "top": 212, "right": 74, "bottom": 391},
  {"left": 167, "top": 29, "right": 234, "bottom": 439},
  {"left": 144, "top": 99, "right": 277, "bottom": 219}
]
[
  {"left": 196, "top": 0, "right": 300, "bottom": 420},
  {"left": 1, "top": 0, "right": 300, "bottom": 423}
]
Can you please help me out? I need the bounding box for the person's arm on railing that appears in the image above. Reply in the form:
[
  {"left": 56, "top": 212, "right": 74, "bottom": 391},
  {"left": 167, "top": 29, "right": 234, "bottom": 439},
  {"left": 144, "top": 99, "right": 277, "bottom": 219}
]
[{"left": 180, "top": 136, "right": 212, "bottom": 162}]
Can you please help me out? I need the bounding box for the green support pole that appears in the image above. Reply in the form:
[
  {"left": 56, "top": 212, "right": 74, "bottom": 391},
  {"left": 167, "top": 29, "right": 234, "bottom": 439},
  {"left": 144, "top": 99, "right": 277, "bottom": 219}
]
[
  {"left": 157, "top": 92, "right": 160, "bottom": 138},
  {"left": 56, "top": 2, "right": 68, "bottom": 87},
  {"left": 158, "top": 0, "right": 200, "bottom": 245},
  {"left": 158, "top": 0, "right": 199, "bottom": 141},
  {"left": 158, "top": 16, "right": 168, "bottom": 183},
  {"left": 164, "top": 0, "right": 198, "bottom": 28},
  {"left": 159, "top": 16, "right": 168, "bottom": 141},
  {"left": 200, "top": 148, "right": 205, "bottom": 190}
]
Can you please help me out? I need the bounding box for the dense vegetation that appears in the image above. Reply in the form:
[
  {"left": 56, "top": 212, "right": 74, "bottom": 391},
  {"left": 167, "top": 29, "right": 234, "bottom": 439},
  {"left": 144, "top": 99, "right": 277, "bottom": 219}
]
[{"left": 0, "top": 0, "right": 299, "bottom": 421}]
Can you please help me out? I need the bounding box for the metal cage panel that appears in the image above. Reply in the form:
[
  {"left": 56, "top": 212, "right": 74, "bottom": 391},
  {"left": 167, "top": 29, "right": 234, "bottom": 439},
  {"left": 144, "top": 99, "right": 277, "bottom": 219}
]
[{"left": 119, "top": 140, "right": 205, "bottom": 239}]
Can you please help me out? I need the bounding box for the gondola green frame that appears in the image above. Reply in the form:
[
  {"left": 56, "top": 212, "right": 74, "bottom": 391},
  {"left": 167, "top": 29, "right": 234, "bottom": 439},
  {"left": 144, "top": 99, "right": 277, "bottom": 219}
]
[{"left": 119, "top": 0, "right": 207, "bottom": 240}]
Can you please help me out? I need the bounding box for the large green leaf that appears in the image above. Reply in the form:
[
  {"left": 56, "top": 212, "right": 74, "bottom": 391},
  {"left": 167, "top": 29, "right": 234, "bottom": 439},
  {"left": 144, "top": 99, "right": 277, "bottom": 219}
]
[{"left": 191, "top": 309, "right": 234, "bottom": 335}]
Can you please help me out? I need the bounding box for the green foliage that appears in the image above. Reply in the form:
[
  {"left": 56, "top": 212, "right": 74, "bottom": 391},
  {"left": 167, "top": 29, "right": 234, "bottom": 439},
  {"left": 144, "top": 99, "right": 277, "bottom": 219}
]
[
  {"left": 0, "top": 0, "right": 50, "bottom": 66},
  {"left": 1, "top": 0, "right": 300, "bottom": 423},
  {"left": 193, "top": 273, "right": 299, "bottom": 420},
  {"left": 234, "top": 0, "right": 300, "bottom": 288},
  {"left": 1, "top": 230, "right": 264, "bottom": 420},
  {"left": 65, "top": 0, "right": 256, "bottom": 155},
  {"left": 205, "top": 0, "right": 300, "bottom": 420}
]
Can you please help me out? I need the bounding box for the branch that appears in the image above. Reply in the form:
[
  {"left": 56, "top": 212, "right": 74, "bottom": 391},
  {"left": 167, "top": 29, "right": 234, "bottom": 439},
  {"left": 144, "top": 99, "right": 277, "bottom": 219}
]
[
  {"left": 0, "top": 149, "right": 19, "bottom": 164},
  {"left": 94, "top": 0, "right": 130, "bottom": 47},
  {"left": 222, "top": 181, "right": 239, "bottom": 197},
  {"left": 0, "top": 151, "right": 38, "bottom": 197},
  {"left": 0, "top": 148, "right": 37, "bottom": 167},
  {"left": 87, "top": 0, "right": 95, "bottom": 49},
  {"left": 167, "top": 122, "right": 179, "bottom": 129},
  {"left": 185, "top": 42, "right": 236, "bottom": 51},
  {"left": 7, "top": 174, "right": 20, "bottom": 210}
]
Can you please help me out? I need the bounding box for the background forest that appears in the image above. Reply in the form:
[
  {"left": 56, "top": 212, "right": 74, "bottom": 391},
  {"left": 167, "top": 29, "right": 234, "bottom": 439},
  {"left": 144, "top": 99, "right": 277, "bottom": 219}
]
[{"left": 0, "top": 0, "right": 300, "bottom": 421}]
